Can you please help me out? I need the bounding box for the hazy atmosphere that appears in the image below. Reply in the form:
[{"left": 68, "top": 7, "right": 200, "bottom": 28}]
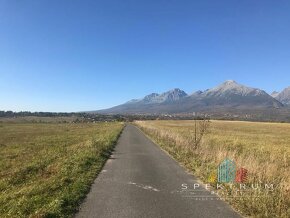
[{"left": 1, "top": 0, "right": 290, "bottom": 112}]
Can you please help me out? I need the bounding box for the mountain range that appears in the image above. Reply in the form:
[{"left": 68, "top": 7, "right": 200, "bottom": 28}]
[
  {"left": 96, "top": 80, "right": 290, "bottom": 116},
  {"left": 271, "top": 87, "right": 290, "bottom": 105}
]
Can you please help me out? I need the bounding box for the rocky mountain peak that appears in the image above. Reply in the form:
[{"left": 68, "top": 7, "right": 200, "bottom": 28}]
[
  {"left": 143, "top": 93, "right": 160, "bottom": 102},
  {"left": 159, "top": 88, "right": 188, "bottom": 102},
  {"left": 223, "top": 80, "right": 237, "bottom": 85},
  {"left": 275, "top": 87, "right": 290, "bottom": 105},
  {"left": 163, "top": 88, "right": 187, "bottom": 96},
  {"left": 98, "top": 80, "right": 284, "bottom": 114},
  {"left": 204, "top": 80, "right": 265, "bottom": 97},
  {"left": 271, "top": 91, "right": 279, "bottom": 98}
]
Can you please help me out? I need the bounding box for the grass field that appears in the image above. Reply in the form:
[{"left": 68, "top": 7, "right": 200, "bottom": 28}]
[
  {"left": 135, "top": 120, "right": 290, "bottom": 217},
  {"left": 0, "top": 122, "right": 124, "bottom": 217},
  {"left": 0, "top": 116, "right": 82, "bottom": 123}
]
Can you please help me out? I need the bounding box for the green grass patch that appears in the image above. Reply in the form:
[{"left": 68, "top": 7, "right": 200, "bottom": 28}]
[{"left": 0, "top": 122, "right": 124, "bottom": 217}]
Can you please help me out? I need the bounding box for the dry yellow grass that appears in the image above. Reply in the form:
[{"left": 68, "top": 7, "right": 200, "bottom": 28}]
[{"left": 135, "top": 120, "right": 290, "bottom": 217}]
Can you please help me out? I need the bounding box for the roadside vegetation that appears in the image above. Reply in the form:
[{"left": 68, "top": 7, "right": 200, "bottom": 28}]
[
  {"left": 135, "top": 120, "right": 290, "bottom": 217},
  {"left": 0, "top": 122, "right": 124, "bottom": 217}
]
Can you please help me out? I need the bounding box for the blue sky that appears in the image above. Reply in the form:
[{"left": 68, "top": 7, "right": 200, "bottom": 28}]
[{"left": 1, "top": 0, "right": 290, "bottom": 112}]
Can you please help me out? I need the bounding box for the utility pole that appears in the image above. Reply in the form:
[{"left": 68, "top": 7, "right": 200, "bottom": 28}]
[{"left": 193, "top": 112, "right": 197, "bottom": 145}]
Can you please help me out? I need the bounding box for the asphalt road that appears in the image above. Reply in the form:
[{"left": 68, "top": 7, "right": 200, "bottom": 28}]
[{"left": 76, "top": 124, "right": 241, "bottom": 218}]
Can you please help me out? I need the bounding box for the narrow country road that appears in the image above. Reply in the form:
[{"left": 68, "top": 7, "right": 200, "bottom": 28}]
[{"left": 76, "top": 124, "right": 241, "bottom": 218}]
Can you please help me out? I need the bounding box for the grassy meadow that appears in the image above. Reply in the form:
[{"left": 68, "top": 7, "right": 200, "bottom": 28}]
[
  {"left": 0, "top": 122, "right": 124, "bottom": 217},
  {"left": 135, "top": 120, "right": 290, "bottom": 217}
]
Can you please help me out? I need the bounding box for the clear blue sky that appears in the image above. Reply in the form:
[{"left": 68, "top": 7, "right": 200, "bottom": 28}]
[{"left": 1, "top": 0, "right": 290, "bottom": 112}]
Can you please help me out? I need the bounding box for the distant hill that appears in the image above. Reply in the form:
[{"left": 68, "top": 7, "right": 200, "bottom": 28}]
[
  {"left": 96, "top": 80, "right": 284, "bottom": 116},
  {"left": 272, "top": 87, "right": 290, "bottom": 105}
]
